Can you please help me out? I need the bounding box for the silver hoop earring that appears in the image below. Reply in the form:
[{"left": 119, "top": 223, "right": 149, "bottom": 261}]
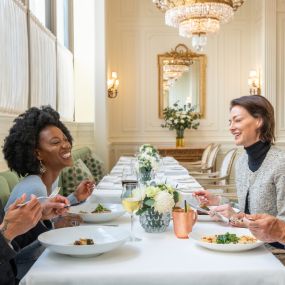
[{"left": 39, "top": 160, "right": 46, "bottom": 174}]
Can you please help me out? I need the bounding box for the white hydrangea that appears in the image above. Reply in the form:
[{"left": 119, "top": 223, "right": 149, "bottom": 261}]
[{"left": 153, "top": 191, "right": 175, "bottom": 214}]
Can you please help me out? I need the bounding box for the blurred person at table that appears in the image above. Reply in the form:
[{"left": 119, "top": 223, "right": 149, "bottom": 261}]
[
  {"left": 0, "top": 193, "right": 68, "bottom": 285},
  {"left": 194, "top": 95, "right": 285, "bottom": 223},
  {"left": 3, "top": 106, "right": 94, "bottom": 224}
]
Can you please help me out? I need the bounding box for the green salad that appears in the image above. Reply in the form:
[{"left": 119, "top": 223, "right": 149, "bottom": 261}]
[
  {"left": 91, "top": 204, "right": 111, "bottom": 213},
  {"left": 215, "top": 232, "right": 239, "bottom": 244}
]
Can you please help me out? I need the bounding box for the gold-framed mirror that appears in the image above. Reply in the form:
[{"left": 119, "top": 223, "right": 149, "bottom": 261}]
[{"left": 158, "top": 44, "right": 207, "bottom": 118}]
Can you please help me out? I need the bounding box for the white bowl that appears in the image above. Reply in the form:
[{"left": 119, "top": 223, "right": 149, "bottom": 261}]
[
  {"left": 68, "top": 203, "right": 126, "bottom": 223},
  {"left": 190, "top": 228, "right": 263, "bottom": 252},
  {"left": 38, "top": 226, "right": 129, "bottom": 257}
]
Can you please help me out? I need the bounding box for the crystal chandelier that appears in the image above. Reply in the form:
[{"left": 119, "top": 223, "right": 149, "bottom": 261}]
[{"left": 153, "top": 0, "right": 245, "bottom": 51}]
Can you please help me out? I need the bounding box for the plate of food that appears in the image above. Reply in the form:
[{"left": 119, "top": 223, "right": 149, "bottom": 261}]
[
  {"left": 68, "top": 203, "right": 126, "bottom": 223},
  {"left": 38, "top": 226, "right": 129, "bottom": 257},
  {"left": 190, "top": 228, "right": 263, "bottom": 252}
]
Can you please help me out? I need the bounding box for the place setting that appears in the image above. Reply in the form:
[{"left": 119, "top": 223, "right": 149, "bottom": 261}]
[{"left": 38, "top": 225, "right": 130, "bottom": 257}]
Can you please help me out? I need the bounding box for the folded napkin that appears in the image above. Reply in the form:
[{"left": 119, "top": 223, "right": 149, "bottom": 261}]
[
  {"left": 97, "top": 182, "right": 123, "bottom": 190},
  {"left": 173, "top": 175, "right": 195, "bottom": 182},
  {"left": 177, "top": 182, "right": 202, "bottom": 190},
  {"left": 90, "top": 190, "right": 122, "bottom": 204},
  {"left": 164, "top": 165, "right": 185, "bottom": 171},
  {"left": 164, "top": 169, "right": 189, "bottom": 176},
  {"left": 102, "top": 175, "right": 121, "bottom": 183}
]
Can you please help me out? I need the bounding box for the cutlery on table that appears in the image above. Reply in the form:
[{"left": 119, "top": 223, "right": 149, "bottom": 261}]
[
  {"left": 186, "top": 201, "right": 230, "bottom": 224},
  {"left": 64, "top": 201, "right": 86, "bottom": 208},
  {"left": 17, "top": 187, "right": 61, "bottom": 207}
]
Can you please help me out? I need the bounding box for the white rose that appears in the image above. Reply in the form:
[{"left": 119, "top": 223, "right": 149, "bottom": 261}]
[{"left": 153, "top": 191, "right": 175, "bottom": 214}]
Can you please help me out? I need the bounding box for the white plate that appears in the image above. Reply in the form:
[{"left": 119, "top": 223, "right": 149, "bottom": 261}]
[
  {"left": 38, "top": 226, "right": 129, "bottom": 257},
  {"left": 198, "top": 206, "right": 239, "bottom": 222},
  {"left": 69, "top": 203, "right": 125, "bottom": 223},
  {"left": 190, "top": 228, "right": 264, "bottom": 252}
]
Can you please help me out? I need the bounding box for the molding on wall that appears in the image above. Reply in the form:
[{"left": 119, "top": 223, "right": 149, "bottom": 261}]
[{"left": 262, "top": 0, "right": 277, "bottom": 109}]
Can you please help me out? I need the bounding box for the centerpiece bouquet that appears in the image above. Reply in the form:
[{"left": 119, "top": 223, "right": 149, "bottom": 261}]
[
  {"left": 136, "top": 183, "right": 179, "bottom": 233},
  {"left": 136, "top": 144, "right": 160, "bottom": 182},
  {"left": 161, "top": 102, "right": 200, "bottom": 147}
]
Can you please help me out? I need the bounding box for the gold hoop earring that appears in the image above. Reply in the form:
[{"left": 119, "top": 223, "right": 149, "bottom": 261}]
[{"left": 39, "top": 160, "right": 46, "bottom": 174}]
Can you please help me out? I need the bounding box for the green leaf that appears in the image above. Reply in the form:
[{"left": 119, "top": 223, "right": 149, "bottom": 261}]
[
  {"left": 173, "top": 191, "right": 179, "bottom": 203},
  {"left": 144, "top": 199, "right": 155, "bottom": 207}
]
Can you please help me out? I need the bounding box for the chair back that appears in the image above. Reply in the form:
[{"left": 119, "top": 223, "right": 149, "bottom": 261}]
[
  {"left": 201, "top": 143, "right": 214, "bottom": 166},
  {"left": 205, "top": 144, "right": 220, "bottom": 172},
  {"left": 219, "top": 148, "right": 238, "bottom": 185}
]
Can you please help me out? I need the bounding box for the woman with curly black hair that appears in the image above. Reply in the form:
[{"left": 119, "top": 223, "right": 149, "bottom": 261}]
[
  {"left": 3, "top": 106, "right": 94, "bottom": 279},
  {"left": 4, "top": 106, "right": 93, "bottom": 209}
]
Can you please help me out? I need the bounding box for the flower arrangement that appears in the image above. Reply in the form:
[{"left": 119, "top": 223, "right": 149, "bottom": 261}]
[
  {"left": 136, "top": 183, "right": 179, "bottom": 215},
  {"left": 139, "top": 144, "right": 159, "bottom": 158},
  {"left": 137, "top": 144, "right": 160, "bottom": 174},
  {"left": 161, "top": 102, "right": 200, "bottom": 138}
]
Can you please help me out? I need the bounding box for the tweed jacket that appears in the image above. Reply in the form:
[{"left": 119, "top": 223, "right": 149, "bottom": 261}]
[{"left": 235, "top": 146, "right": 285, "bottom": 220}]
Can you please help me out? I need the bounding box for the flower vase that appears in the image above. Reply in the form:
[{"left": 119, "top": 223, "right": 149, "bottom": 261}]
[
  {"left": 139, "top": 168, "right": 152, "bottom": 184},
  {"left": 139, "top": 208, "right": 171, "bottom": 233},
  {"left": 176, "top": 129, "right": 185, "bottom": 147}
]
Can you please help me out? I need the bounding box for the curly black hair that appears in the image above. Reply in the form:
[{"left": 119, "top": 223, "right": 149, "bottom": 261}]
[{"left": 3, "top": 106, "right": 73, "bottom": 177}]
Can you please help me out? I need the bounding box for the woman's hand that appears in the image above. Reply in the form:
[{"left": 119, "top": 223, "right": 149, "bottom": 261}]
[
  {"left": 41, "top": 195, "right": 69, "bottom": 220},
  {"left": 193, "top": 189, "right": 221, "bottom": 206},
  {"left": 74, "top": 180, "right": 95, "bottom": 202},
  {"left": 246, "top": 214, "right": 285, "bottom": 243},
  {"left": 1, "top": 194, "right": 42, "bottom": 241},
  {"left": 210, "top": 204, "right": 237, "bottom": 219}
]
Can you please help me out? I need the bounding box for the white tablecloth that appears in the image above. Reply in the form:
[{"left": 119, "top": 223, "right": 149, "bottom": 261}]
[
  {"left": 20, "top": 157, "right": 285, "bottom": 284},
  {"left": 20, "top": 216, "right": 285, "bottom": 285}
]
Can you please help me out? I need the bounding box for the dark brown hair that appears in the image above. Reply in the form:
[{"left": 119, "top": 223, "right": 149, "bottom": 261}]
[{"left": 230, "top": 95, "right": 275, "bottom": 144}]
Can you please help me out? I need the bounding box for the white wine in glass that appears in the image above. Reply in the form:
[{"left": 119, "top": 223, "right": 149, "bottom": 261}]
[{"left": 121, "top": 183, "right": 142, "bottom": 242}]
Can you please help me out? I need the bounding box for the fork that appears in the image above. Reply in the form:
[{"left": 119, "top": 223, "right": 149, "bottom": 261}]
[{"left": 17, "top": 187, "right": 61, "bottom": 207}]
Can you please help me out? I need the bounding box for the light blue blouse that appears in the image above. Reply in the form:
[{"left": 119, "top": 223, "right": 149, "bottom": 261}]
[{"left": 4, "top": 175, "right": 78, "bottom": 211}]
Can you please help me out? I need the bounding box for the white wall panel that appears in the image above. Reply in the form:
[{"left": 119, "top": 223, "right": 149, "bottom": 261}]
[
  {"left": 106, "top": 0, "right": 256, "bottom": 166},
  {"left": 277, "top": 13, "right": 285, "bottom": 134}
]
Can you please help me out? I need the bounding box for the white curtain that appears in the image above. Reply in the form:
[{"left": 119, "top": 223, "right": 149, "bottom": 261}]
[
  {"left": 29, "top": 13, "right": 56, "bottom": 108},
  {"left": 0, "top": 0, "right": 29, "bottom": 114},
  {"left": 57, "top": 42, "right": 74, "bottom": 121}
]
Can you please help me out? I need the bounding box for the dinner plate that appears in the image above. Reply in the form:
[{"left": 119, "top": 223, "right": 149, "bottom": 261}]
[
  {"left": 68, "top": 203, "right": 125, "bottom": 223},
  {"left": 190, "top": 228, "right": 264, "bottom": 252},
  {"left": 38, "top": 226, "right": 129, "bottom": 257}
]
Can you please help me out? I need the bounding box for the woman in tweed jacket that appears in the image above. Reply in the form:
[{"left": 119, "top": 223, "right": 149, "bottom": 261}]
[{"left": 195, "top": 95, "right": 285, "bottom": 221}]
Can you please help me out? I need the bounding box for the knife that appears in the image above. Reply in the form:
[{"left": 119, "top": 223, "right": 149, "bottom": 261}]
[
  {"left": 187, "top": 202, "right": 229, "bottom": 224},
  {"left": 64, "top": 201, "right": 85, "bottom": 208}
]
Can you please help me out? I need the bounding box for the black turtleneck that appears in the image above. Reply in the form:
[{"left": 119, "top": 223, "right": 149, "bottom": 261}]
[{"left": 244, "top": 140, "right": 271, "bottom": 172}]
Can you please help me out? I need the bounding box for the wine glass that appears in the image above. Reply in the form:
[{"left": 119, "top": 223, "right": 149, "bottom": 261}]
[{"left": 121, "top": 183, "right": 142, "bottom": 242}]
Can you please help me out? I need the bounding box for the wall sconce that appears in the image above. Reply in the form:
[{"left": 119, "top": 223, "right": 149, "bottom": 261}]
[
  {"left": 107, "top": 72, "right": 119, "bottom": 98},
  {"left": 248, "top": 69, "right": 261, "bottom": 95}
]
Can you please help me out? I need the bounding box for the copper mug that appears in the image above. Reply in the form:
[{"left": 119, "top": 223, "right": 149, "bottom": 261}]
[{"left": 172, "top": 208, "right": 197, "bottom": 239}]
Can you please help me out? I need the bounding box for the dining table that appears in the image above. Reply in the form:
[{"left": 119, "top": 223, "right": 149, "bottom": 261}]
[{"left": 20, "top": 156, "right": 285, "bottom": 285}]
